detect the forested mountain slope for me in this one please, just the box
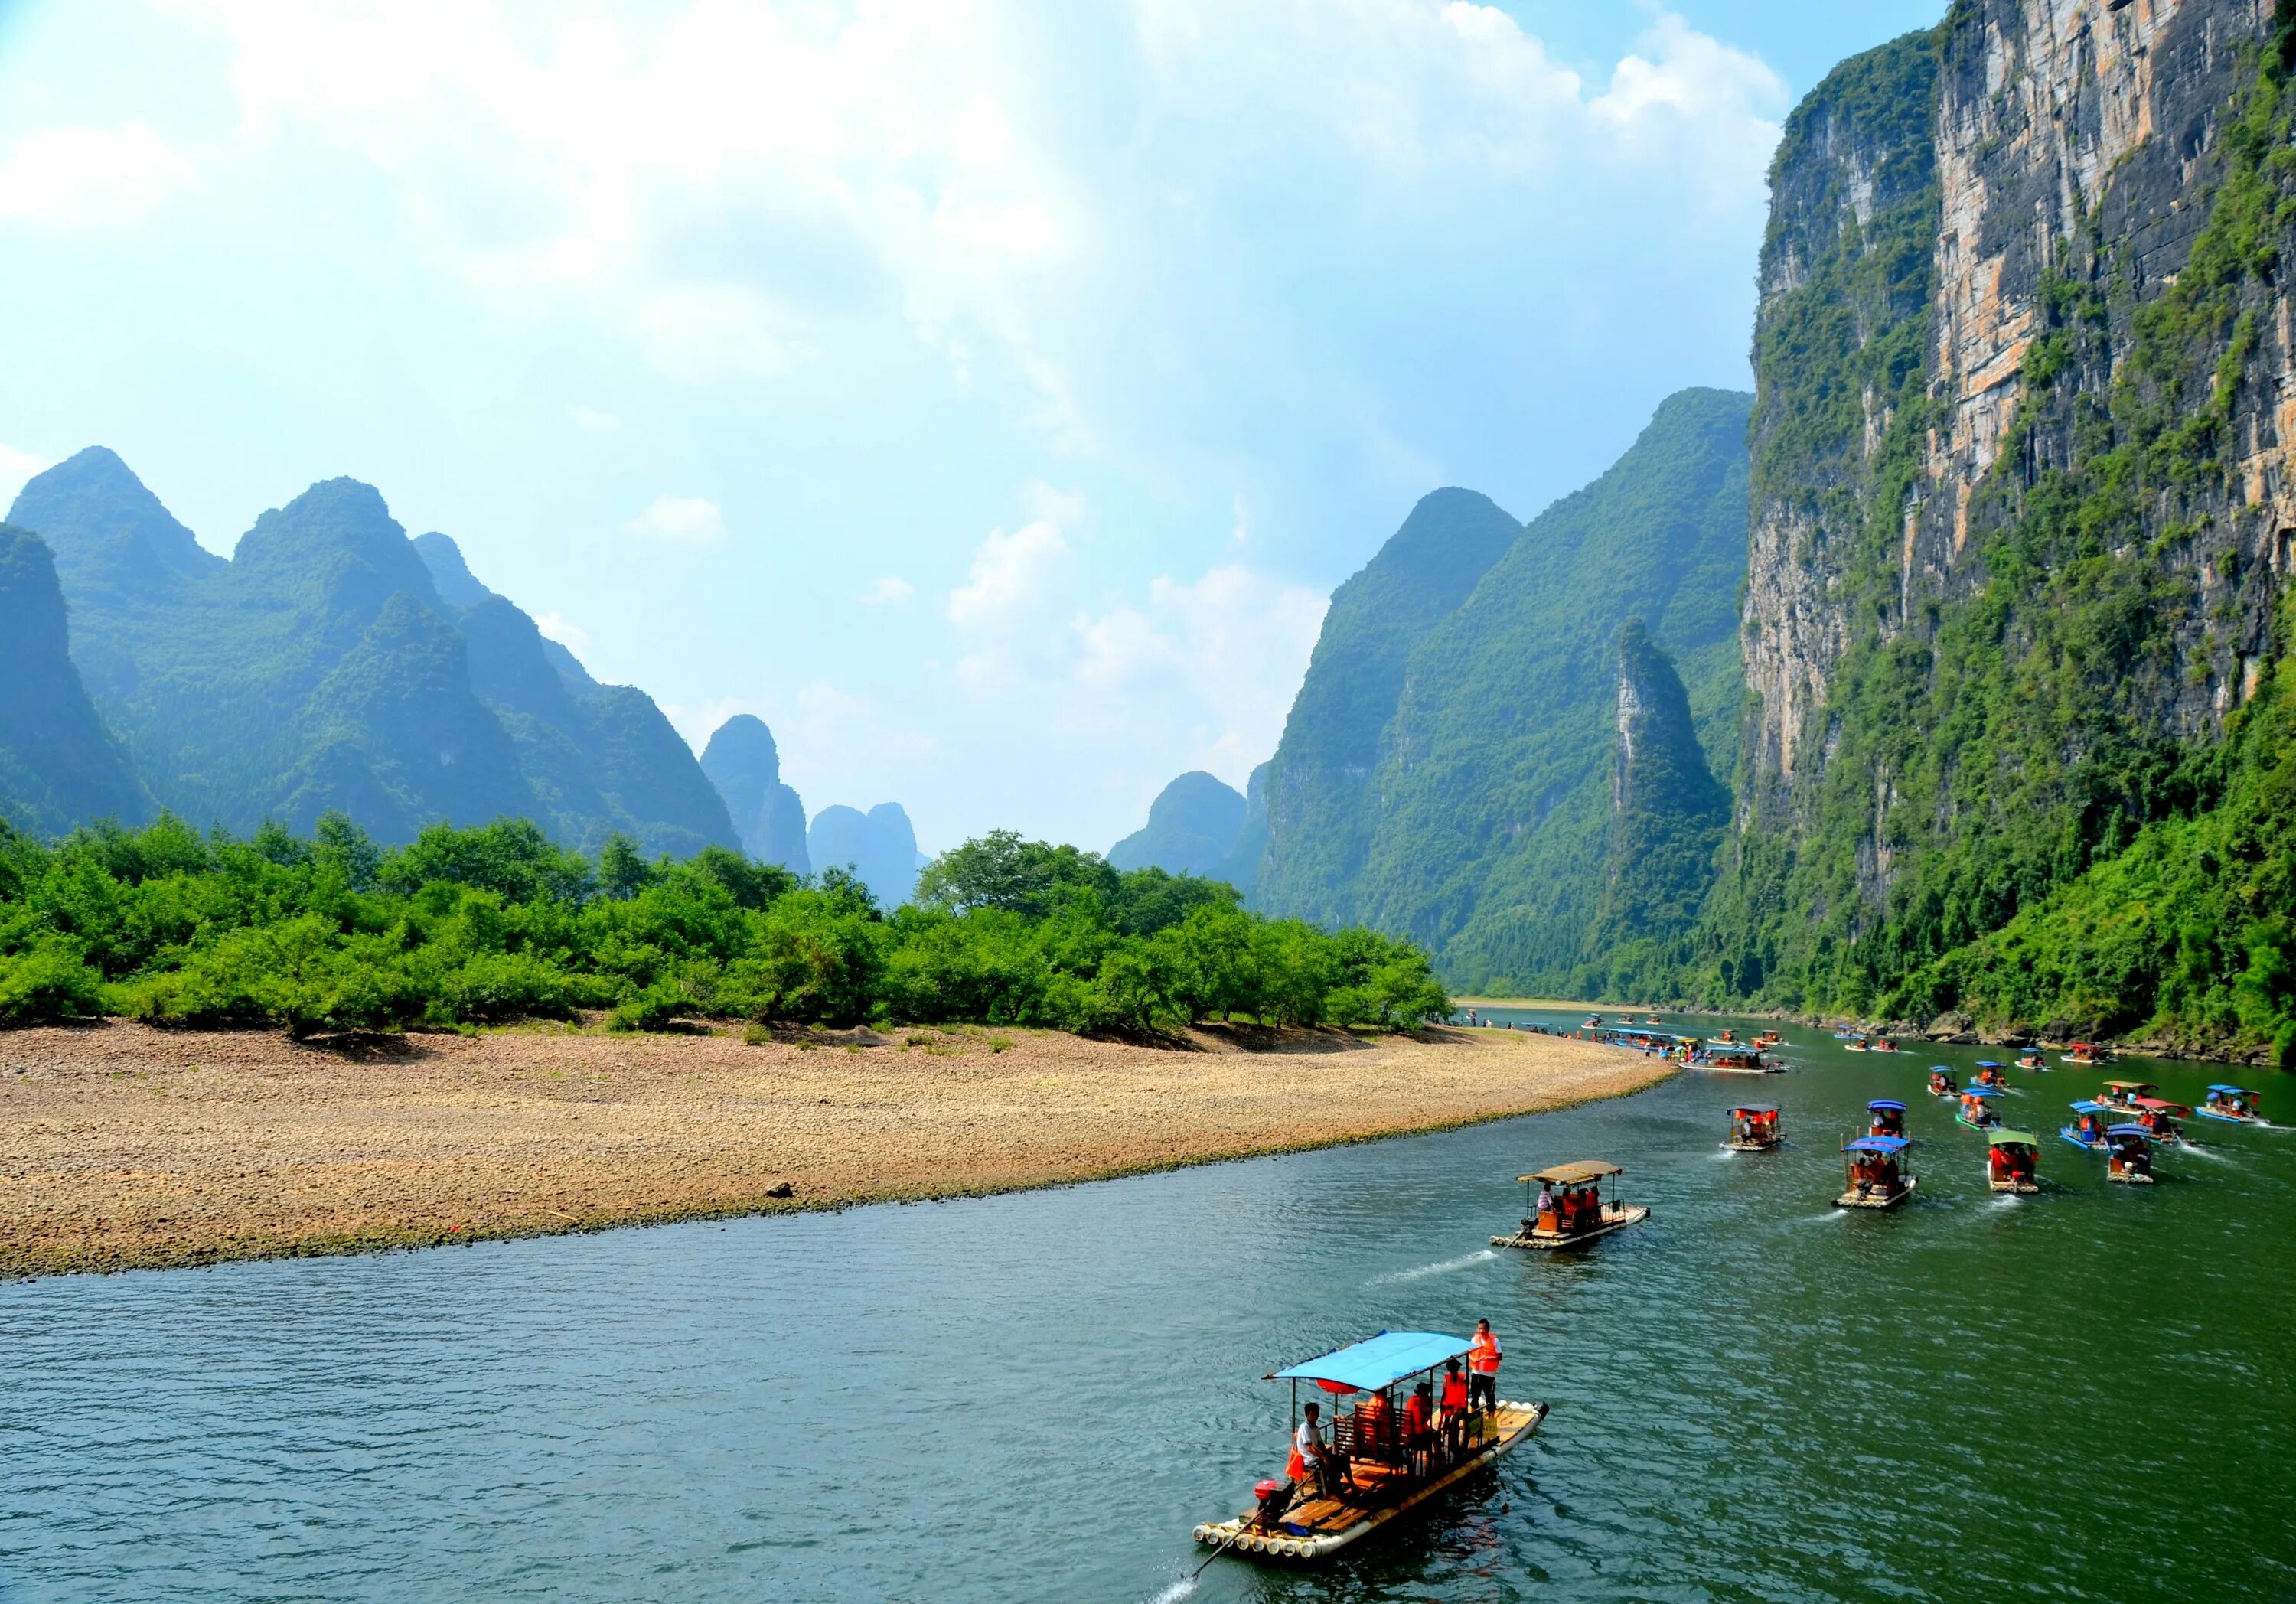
[0,523,150,836]
[8,450,735,855]
[1250,389,1750,996]
[1690,0,2296,1063]
[1109,771,1247,879]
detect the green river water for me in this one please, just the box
[1,1009,2290,1602]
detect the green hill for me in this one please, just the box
[1251,389,1750,993]
[0,523,151,836]
[1109,771,1247,879]
[7,450,735,855]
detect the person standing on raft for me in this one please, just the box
[1467,1319,1502,1413]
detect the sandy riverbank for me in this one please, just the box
[0,1019,1669,1277]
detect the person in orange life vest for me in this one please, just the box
[1402,1381,1435,1475]
[1439,1357,1469,1451]
[1288,1401,1329,1495]
[1467,1319,1502,1413]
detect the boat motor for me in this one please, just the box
[1252,1478,1292,1528]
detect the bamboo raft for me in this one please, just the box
[1491,1204,1651,1248]
[1192,1401,1548,1561]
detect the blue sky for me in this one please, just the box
[0,0,1939,852]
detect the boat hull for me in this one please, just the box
[1491,1205,1652,1249]
[1192,1401,1548,1563]
[1723,1138,1781,1152]
[1954,1115,2002,1131]
[2108,1169,2155,1185]
[2194,1109,2260,1126]
[1834,1176,1917,1210]
[1988,1177,2040,1194]
[2059,1130,2108,1152]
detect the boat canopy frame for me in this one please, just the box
[1269,1330,1473,1394]
[1521,1159,1623,1188]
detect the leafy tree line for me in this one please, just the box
[0,817,1450,1038]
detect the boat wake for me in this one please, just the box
[2179,1143,2237,1165]
[1147,1578,1199,1604]
[1375,1248,1498,1283]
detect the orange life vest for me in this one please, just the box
[1468,1331,1501,1374]
[1442,1373,1467,1410]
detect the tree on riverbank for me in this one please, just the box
[0,815,1449,1038]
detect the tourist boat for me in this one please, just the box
[1751,1031,1780,1048]
[1971,1062,2007,1089]
[2060,1102,2112,1152]
[1192,1330,1548,1563]
[1833,1029,1866,1042]
[2096,1080,2157,1113]
[1927,1066,1959,1097]
[2197,1085,2264,1125]
[2127,1096,2190,1146]
[1583,1015,1603,1029]
[1867,1099,1908,1139]
[1696,1042,1776,1074]
[2015,1049,2047,1072]
[1836,1135,1916,1209]
[1987,1130,2040,1193]
[1724,1104,1781,1152]
[2105,1125,2156,1185]
[1869,1038,1900,1054]
[1644,1015,1662,1025]
[1955,1088,2004,1130]
[2063,1042,2117,1066]
[1492,1161,1650,1249]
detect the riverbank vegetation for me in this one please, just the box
[0,818,1449,1038]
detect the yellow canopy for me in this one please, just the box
[1520,1159,1623,1186]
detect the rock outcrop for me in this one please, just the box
[809,801,918,908]
[700,714,811,872]
[0,523,152,835]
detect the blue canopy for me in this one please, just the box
[2206,1084,2257,1095]
[1929,1064,1952,1071]
[2107,1124,2152,1139]
[1975,1061,2005,1068]
[2069,1100,2107,1113]
[1868,1099,1906,1112]
[1962,1087,2001,1098]
[1844,1135,1909,1154]
[1271,1331,1473,1392]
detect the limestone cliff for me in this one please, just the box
[1710,0,2296,1044]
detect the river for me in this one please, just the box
[2,1011,2290,1602]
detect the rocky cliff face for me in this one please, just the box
[1593,621,1728,964]
[700,714,810,872]
[1712,0,2296,1038]
[0,523,151,835]
[1108,770,1247,879]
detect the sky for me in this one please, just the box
[0,0,1942,853]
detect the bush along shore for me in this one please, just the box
[0,818,1450,1038]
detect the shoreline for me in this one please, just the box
[0,1019,1672,1280]
[1453,996,2281,1069]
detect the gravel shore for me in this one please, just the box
[0,1019,1669,1276]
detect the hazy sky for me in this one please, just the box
[0,0,1939,853]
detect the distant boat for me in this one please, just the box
[1928,1066,1959,1098]
[1987,1130,2041,1194]
[2196,1084,2264,1126]
[2127,1097,2190,1146]
[2060,1102,2112,1152]
[2063,1042,2117,1066]
[2016,1049,2047,1072]
[2105,1125,2156,1185]
[1836,1136,1916,1210]
[1867,1099,1908,1139]
[1955,1088,2004,1130]
[1492,1161,1650,1249]
[1724,1104,1782,1152]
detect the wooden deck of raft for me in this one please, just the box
[1194,1401,1547,1561]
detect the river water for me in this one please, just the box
[2,1012,2291,1602]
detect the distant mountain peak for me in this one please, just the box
[8,446,222,592]
[411,531,496,610]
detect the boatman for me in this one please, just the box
[1289,1402,1329,1497]
[1467,1319,1502,1413]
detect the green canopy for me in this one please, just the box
[1990,1130,2040,1147]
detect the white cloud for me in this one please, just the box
[947,483,1081,694]
[532,611,591,652]
[624,493,724,543]
[570,406,619,432]
[859,575,915,606]
[0,444,51,509]
[0,124,194,230]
